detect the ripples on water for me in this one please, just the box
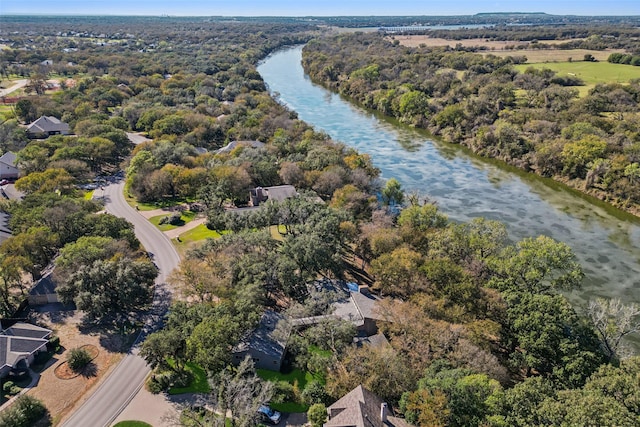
[258,46,640,333]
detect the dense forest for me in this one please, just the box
[301,32,640,214]
[0,16,639,426]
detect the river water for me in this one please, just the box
[257,46,640,316]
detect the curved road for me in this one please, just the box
[62,181,180,427]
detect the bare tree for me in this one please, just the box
[587,298,640,361]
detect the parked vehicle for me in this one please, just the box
[258,405,281,425]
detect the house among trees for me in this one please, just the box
[0,152,19,180]
[26,116,71,139]
[249,185,297,206]
[325,385,412,427]
[29,272,60,306]
[0,322,52,378]
[232,310,288,371]
[294,280,385,337]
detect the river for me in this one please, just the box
[257,46,640,322]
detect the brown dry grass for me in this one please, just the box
[26,310,126,426]
[390,35,624,63]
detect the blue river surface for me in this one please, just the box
[257,45,640,322]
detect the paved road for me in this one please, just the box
[61,180,180,427]
[0,79,27,97]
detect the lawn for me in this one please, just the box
[168,361,210,395]
[149,210,196,231]
[176,223,225,243]
[256,367,324,412]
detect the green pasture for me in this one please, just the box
[515,61,640,96]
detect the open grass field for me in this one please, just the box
[514,61,640,97]
[514,61,640,85]
[392,35,624,64]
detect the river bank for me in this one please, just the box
[258,46,640,329]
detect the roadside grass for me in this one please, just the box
[149,210,197,231]
[168,361,210,395]
[113,422,153,427]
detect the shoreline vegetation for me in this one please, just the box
[301,31,640,218]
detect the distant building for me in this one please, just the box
[249,185,297,207]
[26,116,71,139]
[232,310,288,371]
[325,385,413,427]
[0,322,52,378]
[0,152,19,179]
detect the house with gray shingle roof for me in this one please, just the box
[26,116,70,139]
[232,310,289,371]
[325,385,413,427]
[0,322,51,377]
[0,151,19,179]
[29,271,60,306]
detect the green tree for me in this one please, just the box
[381,177,404,206]
[307,403,328,427]
[487,235,584,294]
[57,257,157,321]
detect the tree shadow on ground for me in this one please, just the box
[81,362,98,378]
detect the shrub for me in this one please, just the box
[0,395,48,427]
[272,380,296,404]
[48,336,61,351]
[301,381,330,406]
[3,380,17,395]
[307,403,327,427]
[168,213,182,225]
[68,347,92,372]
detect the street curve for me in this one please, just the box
[61,180,180,427]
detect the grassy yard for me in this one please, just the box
[149,210,197,231]
[168,361,210,395]
[175,223,225,243]
[257,367,324,413]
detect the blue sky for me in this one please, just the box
[1,0,638,16]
